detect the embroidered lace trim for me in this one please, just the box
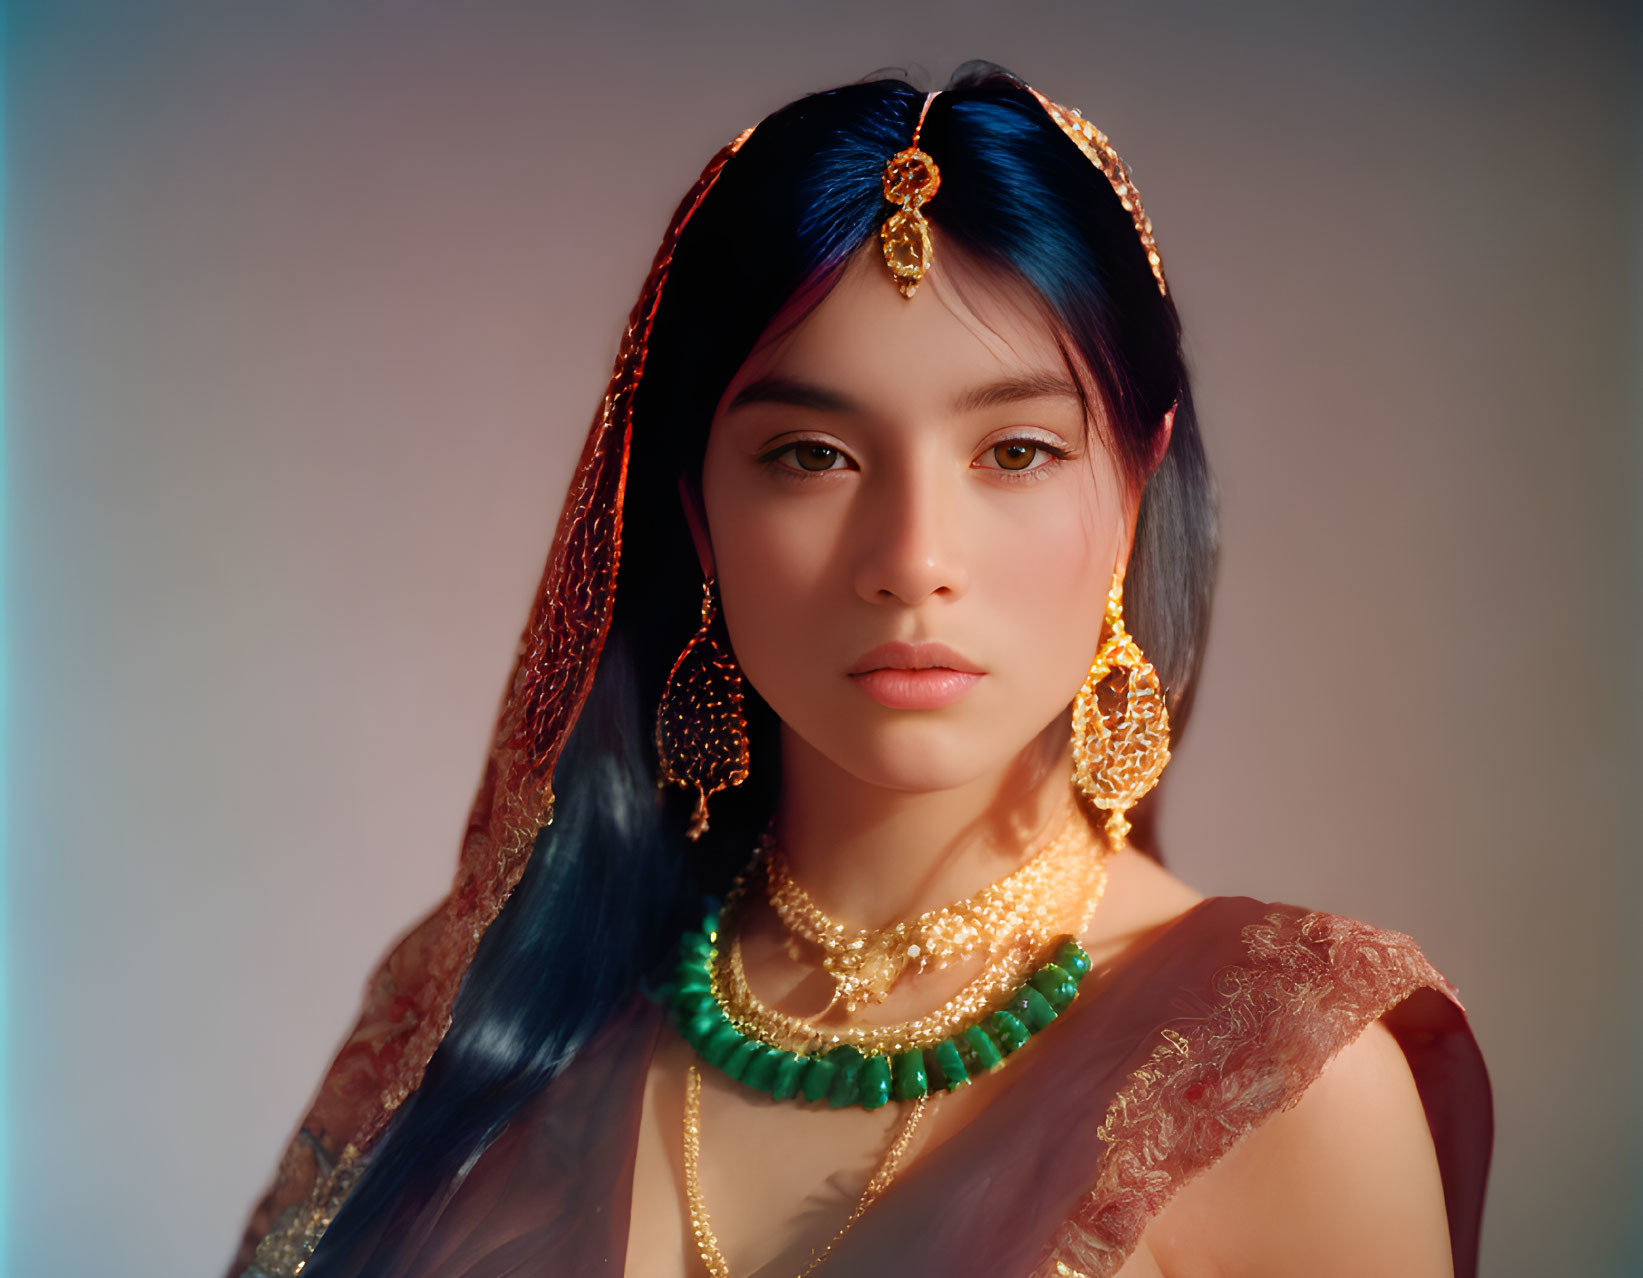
[1032,906,1460,1278]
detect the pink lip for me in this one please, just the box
[847,641,983,676]
[850,668,983,709]
[846,640,985,709]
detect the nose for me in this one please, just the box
[851,453,970,607]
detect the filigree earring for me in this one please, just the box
[655,575,751,840]
[1071,567,1172,851]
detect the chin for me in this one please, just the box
[796,714,1038,794]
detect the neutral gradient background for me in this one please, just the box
[7,3,1640,1276]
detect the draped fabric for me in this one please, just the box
[226,128,755,1278]
[226,77,1495,1277]
[322,896,1493,1277]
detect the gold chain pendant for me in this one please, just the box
[683,1064,929,1278]
[719,929,1047,1057]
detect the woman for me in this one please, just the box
[230,63,1493,1277]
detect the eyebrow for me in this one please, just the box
[952,370,1084,413]
[727,375,856,414]
[726,371,1084,416]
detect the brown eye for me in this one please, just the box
[794,444,842,472]
[993,441,1039,471]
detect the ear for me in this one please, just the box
[677,473,716,579]
[1148,401,1176,475]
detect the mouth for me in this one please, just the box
[846,640,984,676]
[846,640,985,709]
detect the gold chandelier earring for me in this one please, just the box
[1071,567,1172,851]
[655,575,751,841]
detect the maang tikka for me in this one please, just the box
[1071,566,1172,850]
[879,92,942,298]
[655,575,751,840]
[878,84,1172,301]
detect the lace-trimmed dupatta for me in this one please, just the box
[228,125,756,1278]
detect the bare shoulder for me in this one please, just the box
[1144,1016,1453,1278]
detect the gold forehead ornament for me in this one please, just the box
[879,92,943,299]
[879,84,1169,300]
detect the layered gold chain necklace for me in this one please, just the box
[678,797,1110,1275]
[764,796,1095,1014]
[717,801,1109,1057]
[718,929,1048,1056]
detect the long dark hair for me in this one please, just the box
[302,60,1217,1275]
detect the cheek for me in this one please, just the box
[721,502,834,595]
[702,481,842,689]
[981,503,1106,595]
[971,476,1120,664]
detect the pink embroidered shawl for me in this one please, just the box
[316,895,1493,1277]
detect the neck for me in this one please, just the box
[770,715,1088,928]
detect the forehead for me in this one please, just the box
[715,240,1084,421]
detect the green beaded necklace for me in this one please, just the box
[667,897,1093,1112]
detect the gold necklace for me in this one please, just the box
[765,797,1094,1012]
[719,914,1060,1056]
[715,840,1111,1056]
[683,1064,930,1278]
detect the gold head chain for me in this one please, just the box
[879,85,1169,299]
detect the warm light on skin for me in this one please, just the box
[684,238,1148,923]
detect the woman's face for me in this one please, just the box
[695,242,1135,794]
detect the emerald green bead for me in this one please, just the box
[742,1046,781,1093]
[1054,940,1091,980]
[989,1009,1031,1053]
[683,1010,725,1048]
[674,989,717,1021]
[772,1052,807,1101]
[858,1054,893,1110]
[801,1057,836,1103]
[678,932,712,962]
[721,1039,759,1082]
[1016,986,1059,1033]
[827,1072,860,1109]
[933,1039,970,1090]
[827,1046,864,1109]
[891,1049,928,1101]
[963,1023,1004,1071]
[1030,963,1078,1009]
[700,1023,744,1068]
[673,963,712,994]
